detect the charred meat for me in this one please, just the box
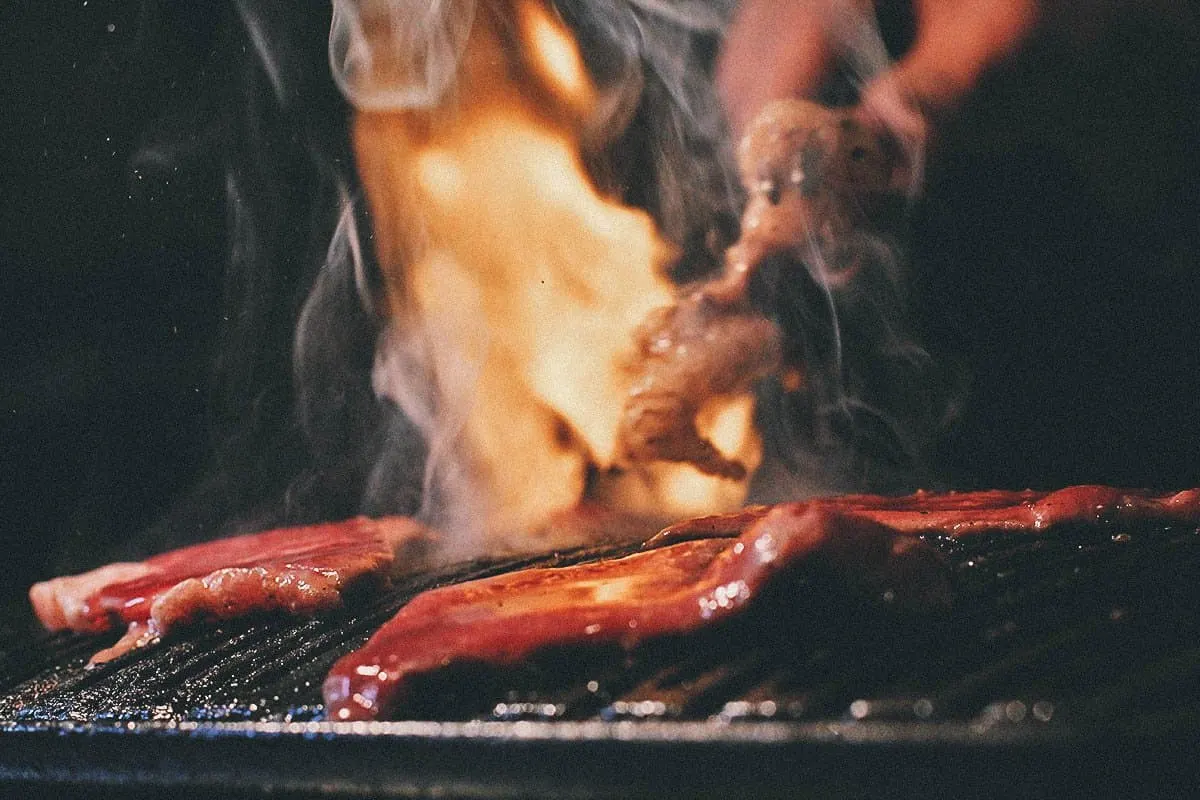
[711,97,898,302]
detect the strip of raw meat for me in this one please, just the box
[324,485,1200,721]
[650,486,1200,544]
[323,502,950,721]
[30,516,429,662]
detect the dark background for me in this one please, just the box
[2,1,1198,598]
[1,2,229,592]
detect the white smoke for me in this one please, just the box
[329,0,478,111]
[324,0,747,546]
[321,0,947,527]
[826,0,924,195]
[371,309,490,559]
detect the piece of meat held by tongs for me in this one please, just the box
[714,98,901,301]
[616,99,899,479]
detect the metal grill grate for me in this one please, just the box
[1,521,1199,797]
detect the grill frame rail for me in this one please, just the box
[1,717,1198,799]
[1,519,1199,797]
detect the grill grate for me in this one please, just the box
[1,521,1199,796]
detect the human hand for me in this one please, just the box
[717,0,1039,152]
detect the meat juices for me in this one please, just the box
[324,485,1200,721]
[30,516,429,663]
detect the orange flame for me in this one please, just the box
[355,0,760,539]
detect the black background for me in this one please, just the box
[2,1,1199,597]
[2,2,232,593]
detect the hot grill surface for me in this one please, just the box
[1,519,1199,797]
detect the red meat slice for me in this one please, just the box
[323,485,1200,721]
[30,516,428,663]
[652,486,1200,544]
[323,502,950,721]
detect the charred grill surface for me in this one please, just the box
[1,522,1200,797]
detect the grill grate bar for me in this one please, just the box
[0,521,1197,737]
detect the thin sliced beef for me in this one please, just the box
[617,292,783,480]
[615,99,897,478]
[30,516,429,662]
[323,501,950,721]
[324,485,1200,721]
[652,486,1200,544]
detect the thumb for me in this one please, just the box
[716,0,838,138]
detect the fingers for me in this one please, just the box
[856,0,1038,191]
[716,0,838,137]
[855,71,931,193]
[717,0,1039,194]
[863,0,1039,127]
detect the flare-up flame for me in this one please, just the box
[353,0,760,541]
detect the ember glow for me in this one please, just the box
[351,0,760,544]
